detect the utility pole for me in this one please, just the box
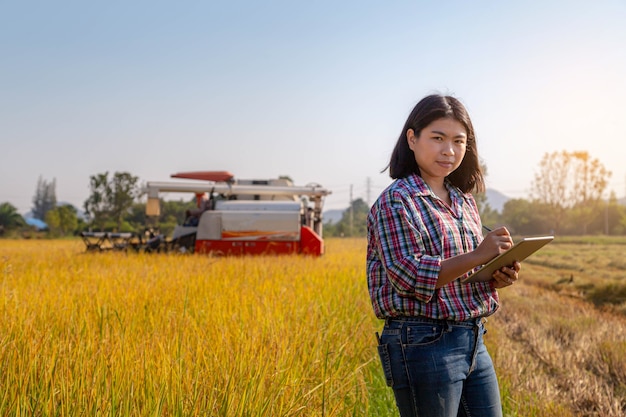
[349,184,354,237]
[605,198,609,235]
[366,177,372,206]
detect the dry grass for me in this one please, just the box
[524,238,626,314]
[489,281,626,416]
[488,236,626,416]
[0,237,624,416]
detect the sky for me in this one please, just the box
[2,0,626,215]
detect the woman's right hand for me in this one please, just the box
[476,226,513,264]
[438,226,514,288]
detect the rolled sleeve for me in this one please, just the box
[375,196,441,302]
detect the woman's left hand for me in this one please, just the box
[492,261,521,288]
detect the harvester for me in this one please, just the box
[140,170,332,255]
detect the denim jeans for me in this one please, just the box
[376,317,502,417]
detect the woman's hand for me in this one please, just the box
[439,226,517,289]
[492,261,521,288]
[476,226,514,263]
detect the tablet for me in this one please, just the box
[461,236,554,283]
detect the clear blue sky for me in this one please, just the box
[2,1,625,214]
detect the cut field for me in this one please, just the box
[0,237,624,416]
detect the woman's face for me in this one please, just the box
[407,117,467,187]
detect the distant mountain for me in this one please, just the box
[323,209,344,224]
[486,188,510,213]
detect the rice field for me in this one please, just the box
[0,238,624,416]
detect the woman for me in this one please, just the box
[367,94,519,417]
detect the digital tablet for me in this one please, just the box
[461,236,554,283]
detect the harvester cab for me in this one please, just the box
[144,171,332,255]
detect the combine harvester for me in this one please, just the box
[142,170,332,256]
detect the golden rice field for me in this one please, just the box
[0,238,625,416]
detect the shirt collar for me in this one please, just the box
[404,173,462,198]
[404,173,466,213]
[404,173,431,196]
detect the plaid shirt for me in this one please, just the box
[367,173,500,321]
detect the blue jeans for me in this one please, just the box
[376,317,502,417]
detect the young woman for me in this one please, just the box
[367,94,520,417]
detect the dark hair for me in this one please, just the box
[387,94,484,194]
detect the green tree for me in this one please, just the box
[32,176,57,220]
[620,209,626,235]
[84,172,110,230]
[84,171,140,231]
[583,193,626,235]
[604,192,626,235]
[161,198,196,223]
[501,198,551,235]
[324,198,369,237]
[110,172,140,230]
[125,198,196,236]
[0,202,26,234]
[45,204,78,236]
[474,164,501,229]
[126,202,147,230]
[531,150,611,234]
[474,191,501,229]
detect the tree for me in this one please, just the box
[474,163,501,228]
[84,171,140,231]
[109,172,140,230]
[324,198,369,237]
[620,208,626,235]
[0,202,26,234]
[531,151,611,234]
[474,191,501,229]
[45,204,78,236]
[32,176,57,220]
[501,198,551,235]
[84,173,110,230]
[584,192,626,235]
[605,192,626,235]
[125,198,196,236]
